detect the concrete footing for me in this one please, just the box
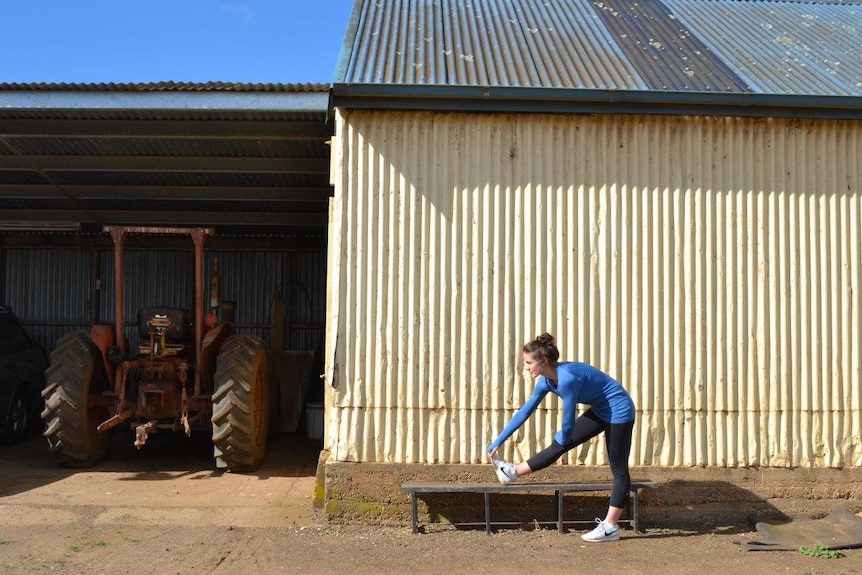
[317,453,862,531]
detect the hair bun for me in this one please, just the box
[536,332,555,345]
[523,332,560,365]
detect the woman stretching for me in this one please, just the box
[488,333,636,542]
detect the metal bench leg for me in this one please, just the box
[411,491,418,534]
[632,489,640,534]
[484,492,491,534]
[556,490,564,532]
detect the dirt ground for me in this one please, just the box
[2,431,861,575]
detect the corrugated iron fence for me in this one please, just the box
[326,109,861,468]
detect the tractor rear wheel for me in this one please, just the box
[41,331,113,467]
[211,334,269,471]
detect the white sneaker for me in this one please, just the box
[491,457,517,485]
[581,519,620,542]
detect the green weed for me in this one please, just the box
[798,543,845,559]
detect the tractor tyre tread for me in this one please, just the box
[41,331,113,467]
[211,334,269,472]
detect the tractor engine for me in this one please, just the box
[136,356,187,421]
[98,308,197,448]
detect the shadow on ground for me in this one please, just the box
[417,480,790,535]
[0,429,322,497]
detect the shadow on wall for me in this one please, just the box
[417,481,791,534]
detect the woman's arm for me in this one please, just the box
[556,390,578,445]
[487,381,548,452]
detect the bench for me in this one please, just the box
[401,481,657,535]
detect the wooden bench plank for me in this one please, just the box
[402,481,657,534]
[403,481,656,493]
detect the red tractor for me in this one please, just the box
[41,226,269,471]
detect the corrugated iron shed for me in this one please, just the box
[332,0,862,116]
[0,82,333,241]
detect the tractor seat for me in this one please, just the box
[137,307,192,343]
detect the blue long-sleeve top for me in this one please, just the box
[488,361,635,452]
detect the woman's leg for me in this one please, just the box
[580,418,635,541]
[514,410,605,478]
[602,419,634,526]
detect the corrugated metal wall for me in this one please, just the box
[327,109,862,468]
[285,252,328,354]
[2,248,95,353]
[2,246,326,371]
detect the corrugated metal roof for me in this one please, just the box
[0,82,329,92]
[338,0,642,88]
[666,0,862,95]
[0,83,335,239]
[333,0,862,114]
[0,108,328,123]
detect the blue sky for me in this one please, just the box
[0,1,354,84]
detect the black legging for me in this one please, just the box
[526,408,634,509]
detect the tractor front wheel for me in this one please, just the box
[211,334,269,471]
[41,331,113,467]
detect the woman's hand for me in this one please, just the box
[488,447,498,462]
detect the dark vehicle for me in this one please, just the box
[0,305,48,444]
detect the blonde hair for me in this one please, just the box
[523,332,560,364]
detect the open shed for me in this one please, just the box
[0,81,333,434]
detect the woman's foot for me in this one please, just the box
[581,519,620,542]
[491,457,517,485]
